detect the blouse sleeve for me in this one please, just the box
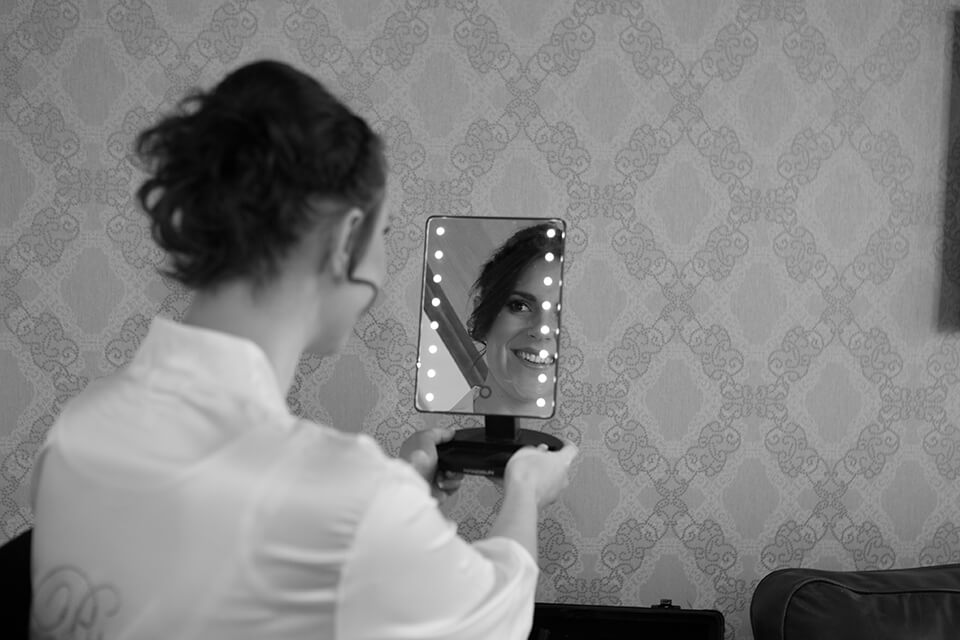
[336,462,539,640]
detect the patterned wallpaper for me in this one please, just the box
[3,0,960,637]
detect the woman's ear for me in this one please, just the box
[329,207,364,279]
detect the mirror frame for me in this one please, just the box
[413,215,566,419]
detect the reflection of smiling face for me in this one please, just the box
[481,256,561,413]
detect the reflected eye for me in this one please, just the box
[505,298,532,313]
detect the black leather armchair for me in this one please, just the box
[0,528,32,640]
[750,564,960,640]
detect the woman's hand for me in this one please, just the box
[399,426,464,502]
[503,441,578,508]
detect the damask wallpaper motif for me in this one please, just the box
[3,0,960,637]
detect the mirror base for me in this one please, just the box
[436,426,563,478]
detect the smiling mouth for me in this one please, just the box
[513,349,555,366]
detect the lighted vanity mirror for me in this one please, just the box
[415,216,565,419]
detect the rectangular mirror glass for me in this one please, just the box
[415,216,566,419]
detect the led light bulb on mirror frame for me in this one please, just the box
[542,301,551,311]
[546,229,556,238]
[434,250,443,260]
[543,277,553,286]
[536,398,546,408]
[538,373,548,383]
[427,369,436,378]
[540,325,550,335]
[428,344,438,354]
[545,252,555,262]
[538,349,549,359]
[436,226,445,236]
[433,273,442,283]
[431,297,440,307]
[425,392,434,402]
[430,320,439,330]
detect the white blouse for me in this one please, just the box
[31,317,538,639]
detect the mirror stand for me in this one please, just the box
[436,416,563,477]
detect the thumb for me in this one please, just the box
[558,441,579,464]
[409,449,432,475]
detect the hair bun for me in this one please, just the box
[135,60,385,290]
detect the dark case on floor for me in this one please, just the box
[528,601,725,639]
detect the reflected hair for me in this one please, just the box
[467,222,563,343]
[135,59,386,290]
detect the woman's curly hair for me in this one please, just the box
[135,59,386,289]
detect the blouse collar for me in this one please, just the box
[131,316,289,417]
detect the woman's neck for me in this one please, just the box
[182,280,313,394]
[473,376,540,416]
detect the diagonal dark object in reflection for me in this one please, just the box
[423,263,487,387]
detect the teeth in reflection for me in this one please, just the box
[516,350,554,365]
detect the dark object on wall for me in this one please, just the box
[940,10,960,330]
[528,601,724,639]
[750,564,960,640]
[0,528,32,640]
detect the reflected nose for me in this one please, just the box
[528,307,559,341]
